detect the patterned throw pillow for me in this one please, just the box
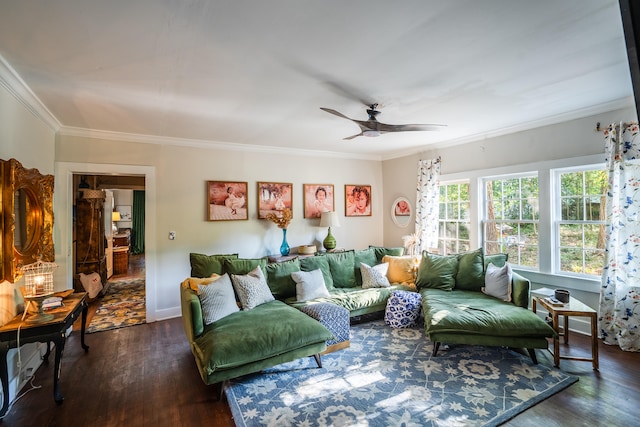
[291,269,331,302]
[384,290,422,328]
[198,273,239,325]
[482,262,512,302]
[231,266,274,310]
[360,262,391,289]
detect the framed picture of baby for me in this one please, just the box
[303,184,334,218]
[257,181,293,219]
[345,184,372,217]
[207,181,248,221]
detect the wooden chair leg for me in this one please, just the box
[313,354,322,368]
[433,342,441,356]
[218,380,229,401]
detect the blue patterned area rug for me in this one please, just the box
[225,320,577,427]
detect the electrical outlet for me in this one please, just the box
[169,231,176,240]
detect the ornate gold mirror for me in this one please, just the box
[1,158,54,283]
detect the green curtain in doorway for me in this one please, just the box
[132,190,145,254]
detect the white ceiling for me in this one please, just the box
[0,0,634,159]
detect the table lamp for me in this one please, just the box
[112,211,121,234]
[320,211,340,251]
[21,260,57,323]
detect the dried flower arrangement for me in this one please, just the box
[265,208,292,229]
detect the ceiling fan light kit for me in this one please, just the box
[320,104,446,140]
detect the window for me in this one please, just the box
[438,182,470,254]
[483,174,539,268]
[555,167,607,277]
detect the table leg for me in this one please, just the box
[590,312,599,370]
[43,341,51,363]
[0,342,9,417]
[564,314,569,344]
[53,332,67,405]
[552,312,560,368]
[80,302,89,352]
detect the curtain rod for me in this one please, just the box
[594,121,638,132]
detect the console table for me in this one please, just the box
[0,292,89,416]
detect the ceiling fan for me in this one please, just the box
[320,104,446,140]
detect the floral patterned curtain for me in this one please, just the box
[415,158,441,253]
[599,122,640,352]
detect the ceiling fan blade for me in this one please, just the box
[378,123,447,133]
[343,132,364,140]
[320,107,354,121]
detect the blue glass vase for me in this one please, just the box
[280,228,290,256]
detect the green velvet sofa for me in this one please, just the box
[416,249,555,363]
[180,283,333,386]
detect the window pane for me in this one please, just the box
[560,248,583,273]
[585,196,604,221]
[520,245,538,268]
[560,224,581,247]
[561,172,583,196]
[585,170,607,195]
[447,202,459,220]
[585,250,605,276]
[561,197,583,220]
[459,224,470,240]
[503,200,520,220]
[584,224,605,249]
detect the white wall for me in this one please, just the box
[0,80,57,405]
[54,135,384,320]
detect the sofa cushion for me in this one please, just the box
[455,248,484,291]
[291,269,331,301]
[421,288,554,338]
[193,300,333,372]
[300,256,334,290]
[360,262,391,289]
[323,250,357,288]
[484,253,508,270]
[230,266,274,310]
[370,245,404,263]
[264,257,300,299]
[190,253,238,278]
[198,273,239,324]
[224,257,267,276]
[182,275,221,293]
[382,255,419,284]
[482,262,513,301]
[416,252,458,291]
[354,248,377,286]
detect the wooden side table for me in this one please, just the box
[533,295,598,370]
[0,292,89,416]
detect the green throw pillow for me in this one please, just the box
[189,253,238,278]
[369,246,404,263]
[455,248,484,291]
[264,258,300,299]
[416,251,458,291]
[354,248,377,286]
[323,250,357,288]
[300,256,334,290]
[223,258,267,276]
[484,253,509,270]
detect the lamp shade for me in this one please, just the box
[320,211,340,228]
[112,211,122,221]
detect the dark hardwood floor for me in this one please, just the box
[2,280,638,426]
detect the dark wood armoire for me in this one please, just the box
[74,195,107,291]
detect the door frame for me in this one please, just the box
[55,162,157,322]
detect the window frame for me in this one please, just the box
[437,180,471,255]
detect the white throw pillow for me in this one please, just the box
[79,272,103,299]
[482,262,512,301]
[231,266,274,310]
[360,262,391,289]
[291,269,331,302]
[198,273,239,324]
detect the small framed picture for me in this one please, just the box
[257,182,293,219]
[303,184,334,218]
[115,205,132,221]
[345,184,372,217]
[207,181,248,221]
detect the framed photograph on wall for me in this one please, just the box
[257,182,293,219]
[303,184,334,218]
[345,184,372,217]
[207,181,248,221]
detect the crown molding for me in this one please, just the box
[380,96,636,161]
[57,126,382,161]
[0,54,61,132]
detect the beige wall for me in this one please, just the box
[55,135,384,318]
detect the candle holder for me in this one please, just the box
[21,260,57,323]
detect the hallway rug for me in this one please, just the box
[86,278,146,333]
[226,320,577,427]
